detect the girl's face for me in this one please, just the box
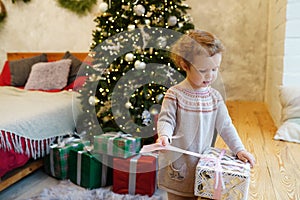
[183,53,222,89]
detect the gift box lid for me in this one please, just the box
[197,148,251,177]
[113,154,157,173]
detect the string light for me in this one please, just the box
[81,0,194,138]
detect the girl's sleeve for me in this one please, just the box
[157,89,177,142]
[216,100,245,155]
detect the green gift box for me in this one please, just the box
[44,140,84,179]
[94,132,141,158]
[69,149,113,189]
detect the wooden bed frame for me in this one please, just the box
[0,52,89,192]
[6,52,90,61]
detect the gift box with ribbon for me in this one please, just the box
[112,153,158,197]
[94,132,141,158]
[194,147,251,200]
[68,149,113,189]
[44,138,84,179]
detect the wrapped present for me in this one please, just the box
[69,149,113,189]
[113,153,158,197]
[44,139,84,179]
[194,147,251,200]
[94,132,141,158]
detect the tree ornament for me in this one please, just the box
[167,16,178,26]
[149,4,156,11]
[98,2,108,13]
[145,89,152,99]
[128,24,136,31]
[88,96,99,106]
[122,5,130,11]
[157,36,167,48]
[134,60,146,70]
[125,53,134,62]
[146,11,153,18]
[133,4,145,16]
[102,31,108,37]
[142,110,151,126]
[125,102,132,109]
[103,116,110,122]
[144,19,151,26]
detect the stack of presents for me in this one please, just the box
[44,132,251,199]
[44,132,157,197]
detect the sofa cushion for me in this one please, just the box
[9,53,48,86]
[279,86,300,121]
[24,59,72,90]
[274,86,300,143]
[62,51,83,85]
[0,61,11,86]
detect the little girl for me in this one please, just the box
[156,29,255,200]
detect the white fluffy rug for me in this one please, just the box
[25,180,164,200]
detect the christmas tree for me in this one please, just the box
[78,0,194,144]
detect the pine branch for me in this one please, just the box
[57,0,97,15]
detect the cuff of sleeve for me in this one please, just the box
[233,147,246,156]
[159,134,172,144]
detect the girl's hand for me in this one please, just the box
[156,135,170,146]
[237,150,256,168]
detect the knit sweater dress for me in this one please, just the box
[157,79,245,197]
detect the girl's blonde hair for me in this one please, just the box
[171,29,224,69]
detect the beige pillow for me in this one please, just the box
[275,120,300,143]
[24,59,72,90]
[279,86,300,122]
[274,86,300,143]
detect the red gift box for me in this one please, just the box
[113,154,157,197]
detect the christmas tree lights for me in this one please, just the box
[78,0,194,144]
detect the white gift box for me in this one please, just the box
[194,147,251,200]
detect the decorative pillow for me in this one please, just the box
[279,86,300,121]
[64,76,87,91]
[24,59,72,90]
[275,119,300,143]
[274,86,300,143]
[62,51,83,85]
[0,61,11,86]
[9,53,48,86]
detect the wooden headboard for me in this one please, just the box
[7,52,92,61]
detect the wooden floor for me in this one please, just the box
[215,101,300,200]
[0,101,299,200]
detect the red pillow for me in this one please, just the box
[0,148,29,177]
[0,61,11,86]
[25,88,62,92]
